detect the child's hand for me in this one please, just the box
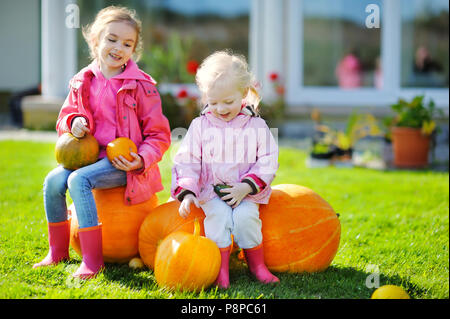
[220,183,253,208]
[179,194,200,219]
[111,152,143,172]
[71,117,90,138]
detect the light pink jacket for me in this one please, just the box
[171,107,279,204]
[56,59,171,205]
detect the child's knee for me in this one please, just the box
[233,211,261,231]
[232,202,262,243]
[67,171,91,192]
[204,206,233,239]
[202,199,233,247]
[233,202,260,225]
[44,169,68,195]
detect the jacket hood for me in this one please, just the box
[72,59,157,85]
[201,104,257,128]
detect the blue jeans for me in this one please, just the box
[43,157,127,228]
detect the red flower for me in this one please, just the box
[275,85,285,96]
[186,60,200,75]
[177,89,188,99]
[269,72,279,82]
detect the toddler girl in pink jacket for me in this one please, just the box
[33,6,171,279]
[171,50,279,288]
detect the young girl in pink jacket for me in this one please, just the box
[33,6,171,279]
[171,51,279,288]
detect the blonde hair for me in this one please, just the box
[195,50,261,112]
[82,6,143,62]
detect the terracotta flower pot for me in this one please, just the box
[392,127,430,168]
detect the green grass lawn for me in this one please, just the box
[0,140,448,299]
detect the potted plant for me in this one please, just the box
[334,113,382,163]
[388,95,443,168]
[311,122,336,154]
[308,110,383,167]
[309,109,336,164]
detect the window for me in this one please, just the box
[401,0,449,88]
[77,0,250,83]
[286,0,449,107]
[303,0,382,89]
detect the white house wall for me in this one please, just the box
[0,0,40,92]
[250,0,286,103]
[41,0,77,98]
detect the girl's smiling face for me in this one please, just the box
[96,21,136,76]
[206,79,246,122]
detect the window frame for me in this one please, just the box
[285,0,449,108]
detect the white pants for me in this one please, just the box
[200,197,262,249]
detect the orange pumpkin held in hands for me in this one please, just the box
[138,200,206,269]
[106,137,137,162]
[69,186,158,263]
[154,218,221,292]
[55,133,99,170]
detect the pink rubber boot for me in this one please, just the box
[33,220,70,268]
[72,225,104,279]
[214,246,231,289]
[244,244,279,284]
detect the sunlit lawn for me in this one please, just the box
[0,140,448,299]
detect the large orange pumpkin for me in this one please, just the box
[106,137,137,162]
[55,133,99,170]
[154,219,221,292]
[138,200,205,269]
[260,184,340,273]
[69,186,158,263]
[139,184,340,273]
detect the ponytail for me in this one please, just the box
[243,85,261,114]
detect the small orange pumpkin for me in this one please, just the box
[55,133,99,170]
[69,186,158,263]
[138,200,205,269]
[106,137,137,162]
[154,219,221,292]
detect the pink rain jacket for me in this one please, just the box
[335,54,362,88]
[56,59,171,205]
[171,107,279,205]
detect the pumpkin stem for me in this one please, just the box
[193,218,200,236]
